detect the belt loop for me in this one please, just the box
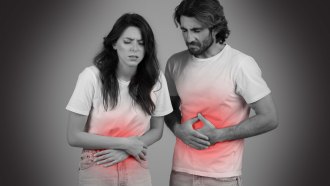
[237,176,242,186]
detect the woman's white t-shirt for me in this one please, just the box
[66,66,173,137]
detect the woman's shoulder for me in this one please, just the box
[157,71,166,82]
[78,65,100,84]
[80,65,99,77]
[153,71,166,91]
[84,65,99,74]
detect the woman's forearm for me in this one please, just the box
[139,116,164,146]
[139,128,162,146]
[68,131,128,150]
[67,112,129,150]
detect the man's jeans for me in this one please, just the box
[170,170,242,186]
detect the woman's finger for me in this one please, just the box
[133,154,142,163]
[104,159,119,167]
[142,149,147,156]
[94,149,113,157]
[94,155,108,162]
[97,157,115,165]
[139,152,146,161]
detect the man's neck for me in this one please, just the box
[196,43,226,59]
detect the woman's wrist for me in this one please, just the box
[114,137,129,150]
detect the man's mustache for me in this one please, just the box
[186,42,201,47]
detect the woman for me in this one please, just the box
[66,13,172,186]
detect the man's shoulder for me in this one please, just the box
[224,45,255,68]
[226,45,252,60]
[168,50,190,63]
[224,45,262,75]
[165,50,190,76]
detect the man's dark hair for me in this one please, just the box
[174,0,230,44]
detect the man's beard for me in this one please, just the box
[186,35,214,56]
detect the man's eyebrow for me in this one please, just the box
[192,26,205,29]
[180,26,204,30]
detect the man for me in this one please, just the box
[164,0,279,185]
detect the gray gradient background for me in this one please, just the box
[1,0,329,185]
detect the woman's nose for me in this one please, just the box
[130,42,139,52]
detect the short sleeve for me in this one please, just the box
[235,56,271,104]
[66,68,96,115]
[152,72,173,116]
[165,57,179,96]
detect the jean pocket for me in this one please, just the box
[138,160,149,169]
[79,178,114,186]
[79,151,96,170]
[214,176,241,186]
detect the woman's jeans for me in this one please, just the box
[78,150,152,186]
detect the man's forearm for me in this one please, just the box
[164,112,181,133]
[215,113,278,142]
[164,96,182,133]
[213,94,278,143]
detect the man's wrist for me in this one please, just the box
[215,127,232,142]
[172,123,181,137]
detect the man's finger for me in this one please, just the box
[198,113,215,128]
[187,141,209,150]
[190,136,211,146]
[187,117,199,125]
[192,131,209,140]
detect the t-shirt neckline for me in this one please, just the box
[191,44,229,63]
[118,78,130,85]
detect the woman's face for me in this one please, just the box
[113,26,145,68]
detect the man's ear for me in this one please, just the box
[211,28,218,40]
[113,43,117,50]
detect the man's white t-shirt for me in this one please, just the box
[66,66,173,137]
[165,44,271,178]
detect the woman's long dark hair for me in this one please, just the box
[93,13,159,115]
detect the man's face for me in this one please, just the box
[180,16,214,56]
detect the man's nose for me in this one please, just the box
[186,32,195,43]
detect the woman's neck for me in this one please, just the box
[116,63,137,82]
